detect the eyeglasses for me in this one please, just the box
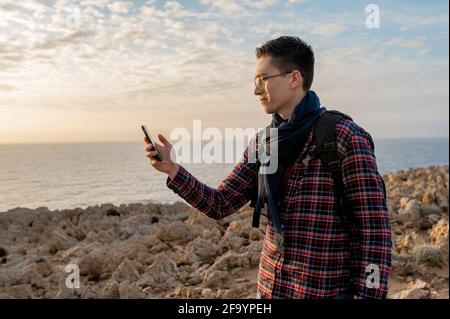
[254,70,294,89]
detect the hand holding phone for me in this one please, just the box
[141,125,162,161]
[142,126,180,178]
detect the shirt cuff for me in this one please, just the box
[166,165,191,196]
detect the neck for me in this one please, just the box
[277,91,307,120]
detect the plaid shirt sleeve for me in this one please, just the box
[166,138,258,220]
[338,121,392,299]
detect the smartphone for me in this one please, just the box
[141,125,162,161]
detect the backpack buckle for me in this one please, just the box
[328,160,340,172]
[302,154,312,166]
[324,142,336,152]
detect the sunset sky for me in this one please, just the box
[0,0,448,144]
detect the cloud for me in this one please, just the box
[140,5,157,16]
[311,23,347,37]
[248,0,278,10]
[200,0,277,13]
[79,0,110,9]
[33,30,95,50]
[200,0,242,13]
[0,0,49,14]
[0,0,447,142]
[416,49,430,56]
[0,41,26,71]
[164,1,189,17]
[385,10,449,32]
[287,0,307,4]
[386,38,425,49]
[107,1,132,14]
[82,6,105,19]
[16,0,49,13]
[0,84,17,92]
[0,2,34,26]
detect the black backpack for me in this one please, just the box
[250,110,387,225]
[310,111,387,220]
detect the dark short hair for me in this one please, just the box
[255,36,314,91]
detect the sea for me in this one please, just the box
[0,138,448,212]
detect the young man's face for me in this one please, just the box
[253,55,295,115]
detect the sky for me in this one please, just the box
[0,0,448,144]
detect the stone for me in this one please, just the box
[210,251,252,271]
[203,270,231,289]
[118,280,145,299]
[0,171,448,299]
[249,229,263,241]
[79,247,124,281]
[201,227,222,243]
[391,280,432,299]
[106,209,120,217]
[430,219,449,247]
[55,279,87,299]
[411,245,442,267]
[201,288,215,299]
[102,280,120,299]
[111,258,140,283]
[3,284,34,299]
[398,200,421,223]
[45,230,77,255]
[33,256,45,263]
[137,256,179,293]
[119,226,135,240]
[178,238,219,265]
[419,204,442,217]
[34,260,54,278]
[156,221,195,243]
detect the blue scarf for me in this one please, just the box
[252,91,326,237]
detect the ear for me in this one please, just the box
[291,69,303,89]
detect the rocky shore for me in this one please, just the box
[0,165,448,299]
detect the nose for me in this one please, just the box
[254,85,263,96]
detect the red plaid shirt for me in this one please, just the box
[166,119,392,299]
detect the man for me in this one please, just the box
[144,36,392,299]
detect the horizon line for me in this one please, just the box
[0,136,449,146]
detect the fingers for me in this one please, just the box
[158,134,171,147]
[149,157,158,166]
[146,151,158,158]
[149,156,163,167]
[145,145,154,152]
[144,137,150,144]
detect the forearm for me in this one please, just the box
[167,163,180,180]
[166,163,257,220]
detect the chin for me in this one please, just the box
[261,107,272,114]
[261,103,274,114]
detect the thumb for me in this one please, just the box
[158,134,171,147]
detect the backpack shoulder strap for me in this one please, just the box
[309,110,353,222]
[310,110,353,170]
